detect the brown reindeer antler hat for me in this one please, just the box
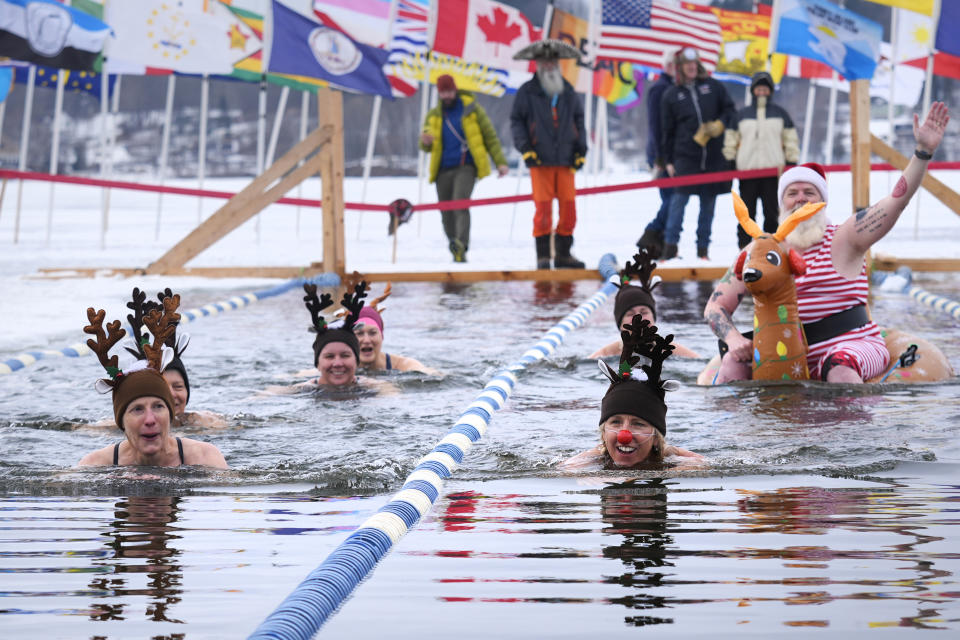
[597,316,678,435]
[613,247,661,327]
[304,279,368,364]
[85,293,181,429]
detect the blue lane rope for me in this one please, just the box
[249,255,621,640]
[872,267,960,322]
[0,274,341,375]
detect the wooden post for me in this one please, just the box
[849,79,871,212]
[145,125,334,274]
[871,135,960,216]
[317,87,346,275]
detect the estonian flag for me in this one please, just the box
[0,0,111,71]
[267,1,392,99]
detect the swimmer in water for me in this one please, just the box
[589,248,700,359]
[77,297,227,468]
[563,316,701,469]
[352,282,438,374]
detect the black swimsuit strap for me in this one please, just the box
[113,442,120,466]
[176,437,185,465]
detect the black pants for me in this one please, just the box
[737,175,779,248]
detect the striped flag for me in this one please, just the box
[385,0,430,97]
[597,0,722,71]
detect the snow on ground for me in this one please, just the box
[0,168,958,354]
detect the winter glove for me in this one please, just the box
[704,119,725,138]
[572,153,586,170]
[522,150,540,168]
[693,124,711,147]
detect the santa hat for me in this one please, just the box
[778,162,828,205]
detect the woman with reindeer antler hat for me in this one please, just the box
[121,287,227,430]
[350,277,439,374]
[297,279,369,388]
[588,247,700,359]
[77,294,227,468]
[562,316,702,469]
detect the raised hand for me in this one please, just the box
[914,101,949,155]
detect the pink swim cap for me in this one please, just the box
[356,306,384,334]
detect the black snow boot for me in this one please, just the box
[554,234,585,269]
[637,227,664,259]
[535,234,551,270]
[662,243,679,260]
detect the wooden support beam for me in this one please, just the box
[144,125,334,274]
[849,79,871,211]
[317,87,346,275]
[870,134,960,217]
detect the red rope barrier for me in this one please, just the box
[2,161,957,213]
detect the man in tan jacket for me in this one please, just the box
[723,71,800,248]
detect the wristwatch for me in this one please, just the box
[915,148,933,160]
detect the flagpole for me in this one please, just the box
[99,71,109,249]
[155,74,176,241]
[45,70,66,246]
[296,88,310,238]
[416,0,438,242]
[13,65,35,244]
[101,74,121,243]
[0,101,6,149]
[825,71,838,165]
[358,94,382,239]
[887,9,898,149]
[800,80,815,163]
[197,73,209,225]
[914,0,941,240]
[254,77,267,243]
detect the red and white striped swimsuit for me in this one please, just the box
[795,224,889,379]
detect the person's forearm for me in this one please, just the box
[705,306,740,342]
[853,152,929,240]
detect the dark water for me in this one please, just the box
[1,275,959,637]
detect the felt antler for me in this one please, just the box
[124,287,149,359]
[303,283,334,332]
[339,280,369,330]
[619,246,661,292]
[369,282,392,313]
[156,287,189,355]
[142,294,180,370]
[84,307,127,380]
[621,315,676,394]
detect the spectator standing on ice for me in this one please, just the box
[660,47,736,261]
[723,71,800,249]
[510,40,587,270]
[420,74,508,263]
[636,49,677,259]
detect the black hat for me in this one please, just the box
[304,280,368,365]
[613,248,660,328]
[598,316,677,435]
[750,71,774,95]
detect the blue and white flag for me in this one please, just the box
[8,62,116,100]
[0,0,112,71]
[268,0,392,98]
[774,0,882,80]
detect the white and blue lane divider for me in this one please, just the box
[249,254,621,640]
[873,266,960,322]
[0,274,341,375]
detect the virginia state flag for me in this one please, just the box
[268,1,392,98]
[0,0,111,71]
[774,0,882,80]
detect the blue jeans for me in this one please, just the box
[664,189,717,249]
[644,187,674,234]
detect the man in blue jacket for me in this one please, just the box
[637,50,676,259]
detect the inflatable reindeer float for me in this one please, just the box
[698,194,953,385]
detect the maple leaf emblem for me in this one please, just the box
[477,7,523,56]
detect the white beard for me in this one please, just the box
[537,67,565,97]
[779,205,827,251]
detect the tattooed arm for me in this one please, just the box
[835,102,950,273]
[703,268,752,363]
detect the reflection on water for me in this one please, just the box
[88,496,183,624]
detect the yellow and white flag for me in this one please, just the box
[864,1,934,17]
[104,0,262,74]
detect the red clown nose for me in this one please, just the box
[617,429,633,445]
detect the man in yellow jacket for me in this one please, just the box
[420,75,508,263]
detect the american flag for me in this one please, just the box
[597,0,722,71]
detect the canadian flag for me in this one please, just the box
[432,0,541,73]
